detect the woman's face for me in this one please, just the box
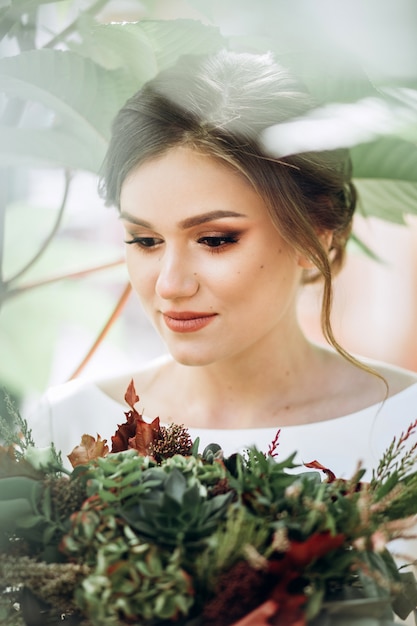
[120,146,306,367]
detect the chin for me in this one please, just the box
[167,346,220,367]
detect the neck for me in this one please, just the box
[172,325,322,428]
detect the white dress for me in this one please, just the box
[28,377,417,480]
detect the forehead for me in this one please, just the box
[120,146,268,221]
[123,145,249,188]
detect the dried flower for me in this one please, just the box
[67,434,109,468]
[150,423,193,461]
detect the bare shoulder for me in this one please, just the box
[312,346,417,420]
[361,358,417,396]
[95,354,173,405]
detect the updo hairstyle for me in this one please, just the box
[100,50,358,361]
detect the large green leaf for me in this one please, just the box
[70,18,226,85]
[354,179,417,223]
[351,138,417,183]
[281,49,380,106]
[0,49,131,171]
[189,0,417,84]
[262,101,417,223]
[0,21,225,171]
[350,135,417,220]
[69,15,159,83]
[0,126,103,171]
[139,19,226,71]
[349,117,417,222]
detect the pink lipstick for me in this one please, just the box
[162,311,217,333]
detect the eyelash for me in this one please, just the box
[124,234,240,253]
[124,237,162,249]
[197,235,240,252]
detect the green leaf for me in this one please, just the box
[351,138,417,183]
[358,551,394,600]
[392,571,417,620]
[0,49,131,171]
[56,15,226,125]
[0,498,35,527]
[42,523,58,545]
[164,468,187,504]
[352,137,417,222]
[16,513,44,528]
[182,483,201,511]
[140,19,226,70]
[0,475,41,501]
[0,126,103,171]
[70,15,158,82]
[40,484,52,519]
[355,179,417,223]
[201,492,232,522]
[282,48,380,105]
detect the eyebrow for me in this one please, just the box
[119,210,248,230]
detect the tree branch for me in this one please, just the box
[6,170,72,286]
[1,258,125,303]
[68,281,132,380]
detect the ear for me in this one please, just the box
[296,230,334,270]
[297,254,315,270]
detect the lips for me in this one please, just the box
[162,311,217,333]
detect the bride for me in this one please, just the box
[30,50,417,481]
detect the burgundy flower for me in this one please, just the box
[111,379,163,456]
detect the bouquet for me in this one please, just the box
[1,381,417,626]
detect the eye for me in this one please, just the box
[197,234,239,249]
[124,237,163,249]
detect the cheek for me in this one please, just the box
[213,262,270,301]
[254,250,300,295]
[125,252,155,298]
[125,250,138,284]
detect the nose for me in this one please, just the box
[155,248,199,300]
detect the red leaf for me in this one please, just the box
[304,460,336,482]
[287,532,346,567]
[269,593,307,626]
[258,532,345,625]
[124,378,140,411]
[231,600,278,626]
[111,419,137,452]
[129,416,162,456]
[111,380,163,456]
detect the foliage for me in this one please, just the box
[1,382,417,625]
